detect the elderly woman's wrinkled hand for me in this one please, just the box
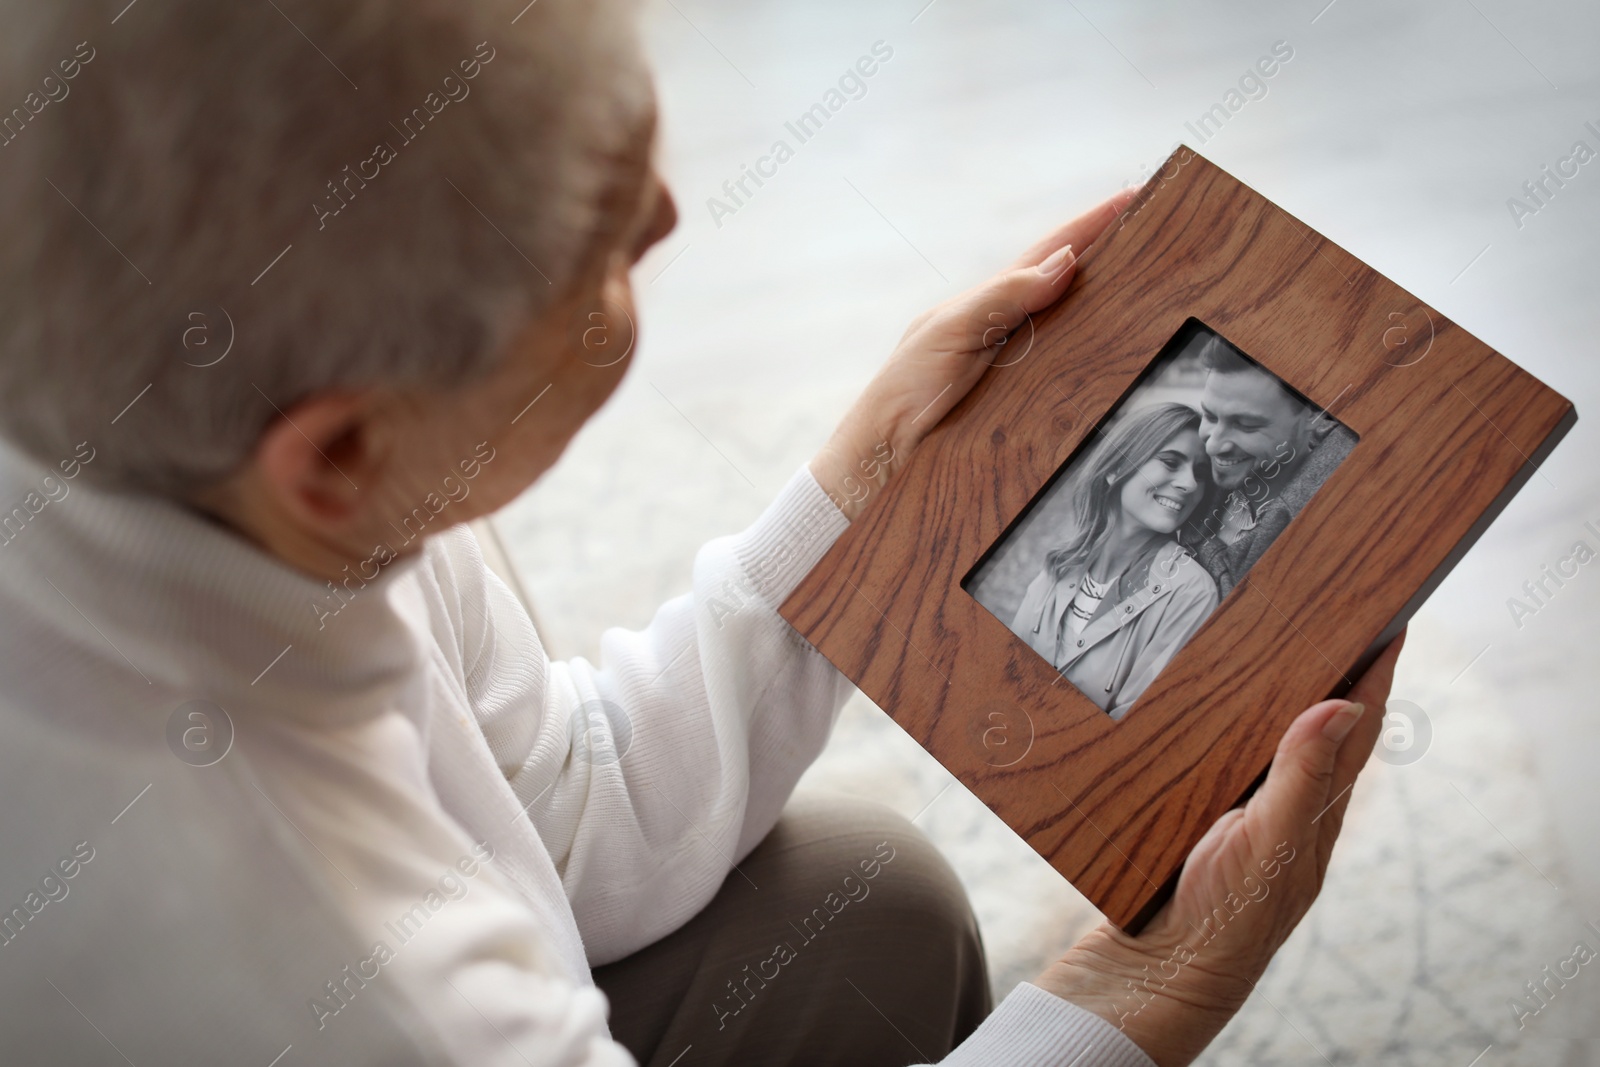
[809,188,1138,520]
[1033,632,1406,1066]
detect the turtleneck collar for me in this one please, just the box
[0,440,429,732]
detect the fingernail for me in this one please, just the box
[1039,243,1075,277]
[1322,702,1365,743]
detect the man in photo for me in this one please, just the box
[1189,334,1357,597]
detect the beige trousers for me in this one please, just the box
[591,795,993,1066]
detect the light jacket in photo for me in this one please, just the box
[1012,539,1219,720]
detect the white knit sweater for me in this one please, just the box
[0,441,1153,1067]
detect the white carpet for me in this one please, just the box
[492,5,1600,1059]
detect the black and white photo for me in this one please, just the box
[964,320,1358,718]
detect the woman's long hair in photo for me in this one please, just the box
[1043,402,1208,582]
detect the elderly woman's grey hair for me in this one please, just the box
[0,0,653,496]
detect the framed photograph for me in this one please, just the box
[780,146,1576,930]
[963,319,1359,722]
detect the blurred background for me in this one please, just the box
[489,2,1600,1063]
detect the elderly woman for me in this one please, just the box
[0,3,1400,1065]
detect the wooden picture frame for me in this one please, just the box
[779,145,1576,930]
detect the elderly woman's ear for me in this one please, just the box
[188,388,393,571]
[242,391,381,525]
[193,142,676,584]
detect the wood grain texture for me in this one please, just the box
[779,146,1576,929]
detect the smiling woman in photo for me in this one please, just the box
[1012,402,1220,718]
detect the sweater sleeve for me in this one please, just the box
[418,475,1166,1065]
[931,983,1157,1066]
[444,466,854,965]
